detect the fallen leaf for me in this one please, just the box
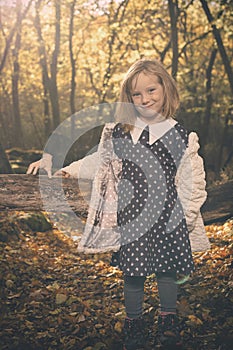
[187,315,203,325]
[77,314,85,323]
[55,293,67,304]
[114,321,122,333]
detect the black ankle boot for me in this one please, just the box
[157,314,182,348]
[123,317,145,350]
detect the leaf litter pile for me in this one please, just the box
[0,212,232,350]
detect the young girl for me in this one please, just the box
[38,59,210,349]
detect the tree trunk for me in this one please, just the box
[202,48,217,149]
[199,0,233,174]
[69,0,77,142]
[200,0,233,95]
[215,112,230,174]
[11,0,23,148]
[68,1,89,140]
[34,0,61,132]
[0,0,33,74]
[168,0,179,79]
[29,112,43,149]
[42,77,51,140]
[0,175,232,225]
[223,136,233,168]
[50,0,61,129]
[34,0,52,139]
[69,0,77,117]
[0,144,13,174]
[0,110,11,148]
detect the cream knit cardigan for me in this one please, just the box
[62,123,210,253]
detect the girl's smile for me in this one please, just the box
[131,72,165,123]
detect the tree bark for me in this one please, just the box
[199,0,233,176]
[0,175,232,225]
[68,0,77,143]
[34,0,52,138]
[0,0,33,74]
[0,145,13,174]
[215,111,230,174]
[69,0,77,116]
[168,0,179,79]
[42,75,51,140]
[50,0,61,129]
[34,0,61,132]
[11,0,23,148]
[223,138,233,168]
[202,48,217,148]
[201,179,233,223]
[200,0,233,95]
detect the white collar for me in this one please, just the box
[131,117,177,145]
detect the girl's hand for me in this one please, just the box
[26,153,52,178]
[53,169,71,178]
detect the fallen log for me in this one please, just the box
[0,174,89,215]
[201,180,233,223]
[0,174,232,224]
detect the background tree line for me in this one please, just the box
[0,0,232,183]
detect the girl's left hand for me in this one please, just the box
[53,169,71,178]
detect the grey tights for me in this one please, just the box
[124,273,178,319]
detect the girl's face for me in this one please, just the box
[130,72,165,123]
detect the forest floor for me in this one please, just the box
[0,212,232,350]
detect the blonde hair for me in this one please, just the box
[115,58,180,130]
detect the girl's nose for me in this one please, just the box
[141,93,150,104]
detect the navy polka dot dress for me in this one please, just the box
[112,122,194,277]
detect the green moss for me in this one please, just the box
[16,212,52,232]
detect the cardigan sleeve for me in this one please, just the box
[59,123,116,180]
[175,132,207,232]
[60,151,101,180]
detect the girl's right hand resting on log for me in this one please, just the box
[26,153,52,178]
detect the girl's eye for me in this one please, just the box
[148,88,156,94]
[132,92,140,97]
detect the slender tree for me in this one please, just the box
[216,109,231,174]
[0,142,12,173]
[34,0,52,138]
[0,0,32,160]
[50,0,61,129]
[168,0,179,79]
[0,0,33,74]
[11,0,23,147]
[202,49,217,148]
[34,0,61,131]
[69,0,77,116]
[200,0,233,94]
[42,73,51,140]
[68,1,89,140]
[200,0,233,176]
